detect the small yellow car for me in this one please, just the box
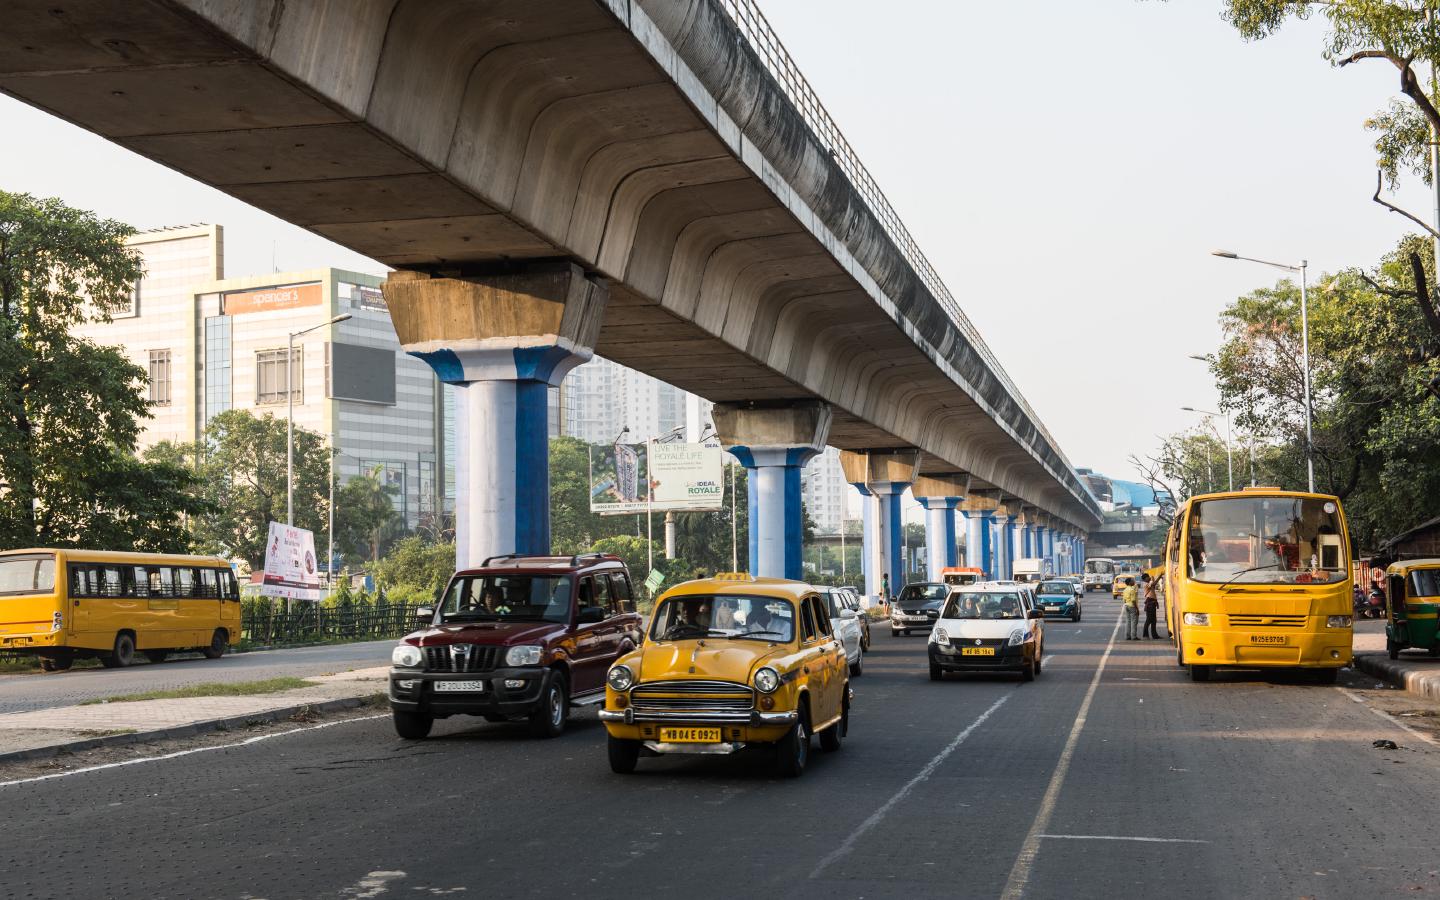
[599,575,850,777]
[1112,574,1131,598]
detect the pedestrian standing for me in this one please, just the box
[1121,577,1139,640]
[882,572,891,603]
[1141,573,1160,639]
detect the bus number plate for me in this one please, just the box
[1249,635,1287,645]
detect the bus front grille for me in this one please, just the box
[1228,615,1307,629]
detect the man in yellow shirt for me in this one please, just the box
[1121,577,1140,640]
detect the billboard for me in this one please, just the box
[259,521,322,601]
[223,282,323,315]
[589,441,724,515]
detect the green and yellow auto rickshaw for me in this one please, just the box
[1385,559,1440,660]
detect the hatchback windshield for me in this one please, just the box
[649,595,795,642]
[897,584,947,607]
[1037,581,1072,596]
[943,591,1026,619]
[0,554,56,597]
[1188,496,1348,585]
[440,574,573,623]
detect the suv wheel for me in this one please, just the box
[848,648,863,677]
[774,707,810,778]
[528,671,569,739]
[393,710,433,740]
[608,735,641,774]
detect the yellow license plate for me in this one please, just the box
[659,727,722,743]
[961,647,996,656]
[1249,635,1287,645]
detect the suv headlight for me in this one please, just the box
[392,644,423,668]
[505,645,543,666]
[933,627,949,645]
[754,667,780,694]
[1008,628,1026,646]
[1327,615,1353,628]
[1182,613,1209,626]
[607,665,634,691]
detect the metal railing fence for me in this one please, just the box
[240,603,422,645]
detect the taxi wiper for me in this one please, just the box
[1217,563,1283,591]
[733,629,787,640]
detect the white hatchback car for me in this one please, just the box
[928,583,1045,682]
[816,586,865,676]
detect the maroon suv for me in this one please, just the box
[388,553,642,739]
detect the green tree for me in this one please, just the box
[0,191,207,551]
[157,409,332,569]
[333,465,402,564]
[373,535,455,604]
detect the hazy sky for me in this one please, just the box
[0,1,1428,486]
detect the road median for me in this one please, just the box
[0,665,390,764]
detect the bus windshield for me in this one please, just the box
[0,554,56,597]
[1085,560,1115,575]
[1187,496,1347,585]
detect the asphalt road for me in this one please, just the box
[3,595,1436,899]
[0,640,394,713]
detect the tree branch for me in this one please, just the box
[1338,50,1440,136]
[1372,170,1440,239]
[1407,250,1440,340]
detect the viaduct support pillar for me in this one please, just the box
[383,264,606,570]
[841,450,920,601]
[964,507,993,577]
[714,401,831,580]
[992,509,1013,580]
[912,475,967,583]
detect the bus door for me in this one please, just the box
[218,569,241,634]
[70,564,129,643]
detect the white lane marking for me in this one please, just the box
[341,870,406,898]
[1039,834,1208,844]
[1340,688,1439,747]
[1042,655,1054,666]
[0,713,390,789]
[809,693,1010,879]
[1000,604,1123,900]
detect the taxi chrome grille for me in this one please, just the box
[631,680,752,698]
[629,680,754,713]
[630,696,754,711]
[1228,615,1307,629]
[424,644,499,673]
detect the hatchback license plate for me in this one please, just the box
[961,647,996,656]
[1249,635,1287,645]
[659,727,721,743]
[434,680,487,692]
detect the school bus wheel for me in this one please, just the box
[203,629,228,660]
[102,632,136,669]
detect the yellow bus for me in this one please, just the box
[0,549,240,671]
[1165,488,1353,683]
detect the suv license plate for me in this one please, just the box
[1249,635,1287,645]
[659,727,721,743]
[434,680,487,692]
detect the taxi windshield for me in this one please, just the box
[440,574,573,623]
[943,592,1025,620]
[649,595,795,642]
[1037,581,1072,595]
[1188,496,1348,585]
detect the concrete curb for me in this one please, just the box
[0,692,387,766]
[1353,652,1440,701]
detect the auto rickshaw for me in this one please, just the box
[1384,559,1440,660]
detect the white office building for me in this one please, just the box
[802,447,850,535]
[72,224,443,528]
[558,356,689,445]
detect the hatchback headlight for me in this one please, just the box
[754,667,780,694]
[1183,613,1209,626]
[1327,615,1353,628]
[505,645,543,666]
[607,665,634,691]
[933,627,949,645]
[391,644,423,668]
[1008,628,1026,646]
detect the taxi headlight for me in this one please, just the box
[391,644,423,668]
[933,627,949,645]
[754,667,780,694]
[505,645,544,666]
[607,664,634,691]
[1183,613,1209,626]
[1327,615,1353,628]
[1008,628,1026,646]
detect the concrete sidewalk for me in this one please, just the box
[1353,627,1440,700]
[0,666,389,763]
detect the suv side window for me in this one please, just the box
[608,574,633,613]
[578,576,599,619]
[593,574,615,616]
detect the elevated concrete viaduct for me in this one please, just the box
[1,0,1101,578]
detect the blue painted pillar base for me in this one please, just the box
[733,447,821,580]
[852,483,877,598]
[918,496,960,582]
[411,345,587,570]
[963,510,994,578]
[992,514,1012,581]
[869,482,909,598]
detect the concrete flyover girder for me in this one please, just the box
[0,0,1101,532]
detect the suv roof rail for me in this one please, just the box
[569,551,613,566]
[481,553,522,566]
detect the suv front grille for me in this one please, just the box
[1229,615,1307,629]
[425,644,500,673]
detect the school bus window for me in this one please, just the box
[0,554,55,596]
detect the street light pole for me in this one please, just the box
[1211,251,1315,491]
[287,314,352,528]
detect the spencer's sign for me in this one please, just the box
[223,282,322,315]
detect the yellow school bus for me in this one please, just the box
[1165,488,1353,683]
[0,549,241,671]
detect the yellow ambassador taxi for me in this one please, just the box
[599,574,850,778]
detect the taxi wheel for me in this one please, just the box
[101,632,135,669]
[393,710,433,740]
[1388,640,1400,661]
[528,671,569,739]
[1020,659,1035,683]
[202,629,227,659]
[774,709,810,778]
[819,707,844,753]
[607,735,640,774]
